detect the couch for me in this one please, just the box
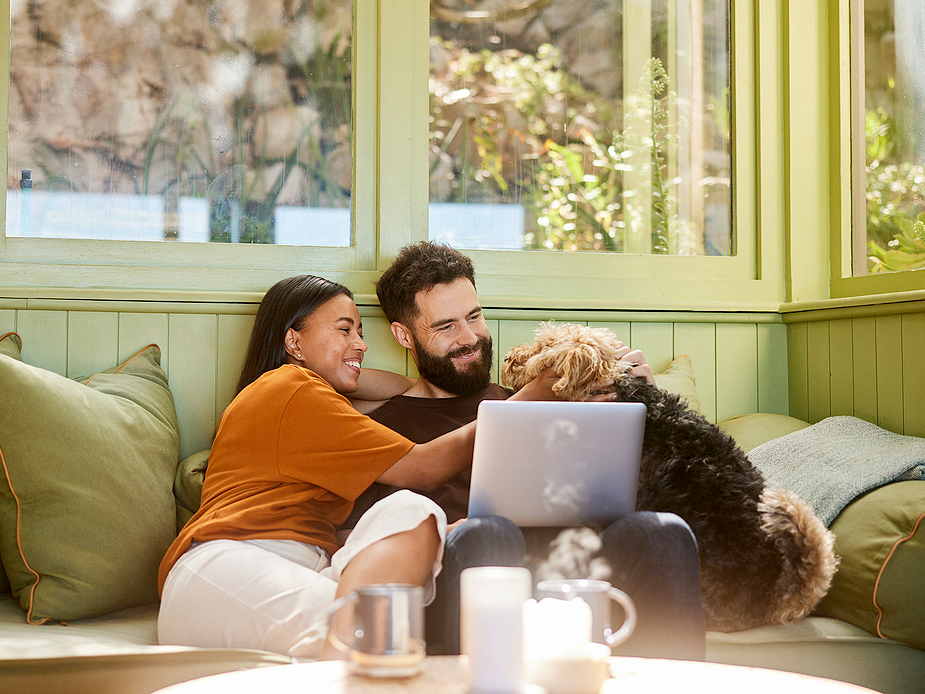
[1,332,924,694]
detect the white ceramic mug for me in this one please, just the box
[326,584,425,677]
[535,578,636,648]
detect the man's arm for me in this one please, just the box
[348,368,414,414]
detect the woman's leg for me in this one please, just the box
[158,539,336,658]
[318,490,448,659]
[334,514,440,599]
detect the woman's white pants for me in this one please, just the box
[157,490,446,659]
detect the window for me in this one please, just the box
[1,0,773,305]
[428,0,731,255]
[854,0,925,275]
[6,0,353,246]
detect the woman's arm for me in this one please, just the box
[348,368,414,413]
[376,368,563,490]
[376,421,477,491]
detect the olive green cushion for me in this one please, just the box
[815,481,925,650]
[174,449,210,530]
[653,355,701,414]
[0,331,22,360]
[0,342,179,623]
[717,412,812,453]
[0,332,21,594]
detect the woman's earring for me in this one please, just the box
[296,353,302,359]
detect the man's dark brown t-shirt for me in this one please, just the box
[343,384,512,527]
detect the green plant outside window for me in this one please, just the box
[428,0,732,256]
[860,0,925,274]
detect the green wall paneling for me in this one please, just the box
[16,310,68,375]
[786,322,809,422]
[874,314,904,434]
[826,319,854,417]
[626,322,675,374]
[66,311,119,379]
[851,317,878,425]
[805,321,831,424]
[715,324,759,423]
[672,322,718,423]
[5,302,788,453]
[486,319,501,383]
[118,312,170,372]
[360,314,410,376]
[902,313,925,437]
[167,313,219,459]
[756,323,789,416]
[215,314,255,427]
[0,310,15,335]
[785,303,925,436]
[587,322,632,346]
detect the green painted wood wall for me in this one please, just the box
[0,301,787,459]
[786,304,925,437]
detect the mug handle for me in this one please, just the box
[326,592,359,655]
[603,588,637,647]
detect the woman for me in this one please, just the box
[157,275,551,659]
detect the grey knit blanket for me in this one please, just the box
[747,416,925,526]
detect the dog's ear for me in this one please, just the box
[501,344,537,390]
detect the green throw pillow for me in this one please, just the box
[653,355,701,414]
[174,449,210,531]
[717,412,812,453]
[0,331,22,360]
[0,342,180,623]
[0,332,22,594]
[815,481,925,650]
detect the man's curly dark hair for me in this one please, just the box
[376,241,476,326]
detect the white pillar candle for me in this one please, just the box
[461,566,532,694]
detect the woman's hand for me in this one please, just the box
[507,367,563,401]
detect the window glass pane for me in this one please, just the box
[6,0,353,246]
[429,0,731,254]
[861,0,925,274]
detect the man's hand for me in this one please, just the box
[614,342,655,385]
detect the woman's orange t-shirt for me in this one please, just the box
[158,364,414,594]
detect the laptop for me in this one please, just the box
[467,400,647,526]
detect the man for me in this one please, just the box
[345,241,706,659]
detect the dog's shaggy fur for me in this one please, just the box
[502,322,837,632]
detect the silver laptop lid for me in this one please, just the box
[468,400,646,527]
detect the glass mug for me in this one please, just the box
[535,578,636,648]
[326,584,425,677]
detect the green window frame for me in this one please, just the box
[0,0,783,310]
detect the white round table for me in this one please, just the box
[153,655,880,694]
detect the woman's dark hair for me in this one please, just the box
[235,275,353,395]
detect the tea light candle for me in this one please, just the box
[523,597,593,661]
[461,566,532,694]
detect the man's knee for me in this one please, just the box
[602,511,698,557]
[446,516,525,566]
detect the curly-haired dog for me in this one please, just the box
[502,322,837,632]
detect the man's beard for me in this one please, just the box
[413,334,493,397]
